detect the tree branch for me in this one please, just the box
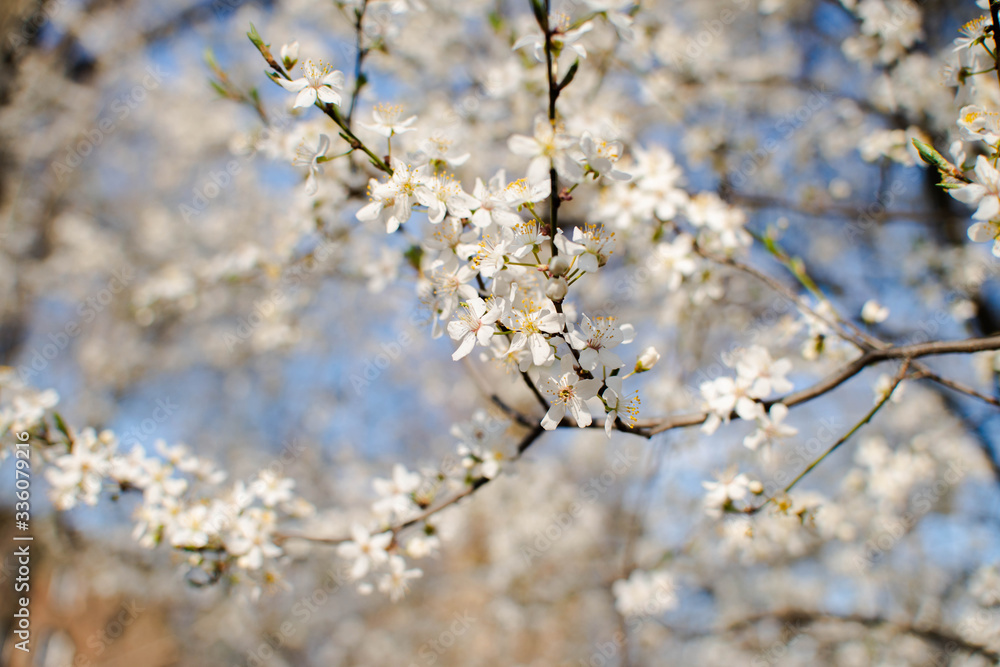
[633,335,1000,437]
[276,424,546,545]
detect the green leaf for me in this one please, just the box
[487,10,503,32]
[247,22,264,48]
[558,58,580,92]
[404,245,423,272]
[209,80,228,98]
[52,411,72,440]
[530,0,549,31]
[912,138,955,174]
[203,48,218,69]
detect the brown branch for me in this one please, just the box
[460,356,537,427]
[345,0,371,128]
[747,360,910,512]
[698,243,1000,410]
[914,369,1000,408]
[521,369,551,412]
[728,190,968,225]
[276,424,546,545]
[541,0,561,251]
[690,609,1000,663]
[633,335,1000,437]
[694,242,868,351]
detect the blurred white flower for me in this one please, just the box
[612,569,676,617]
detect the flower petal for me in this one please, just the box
[293,87,318,109]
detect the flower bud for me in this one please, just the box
[549,255,571,277]
[634,346,660,373]
[748,480,764,495]
[280,41,300,70]
[861,299,889,324]
[545,277,568,300]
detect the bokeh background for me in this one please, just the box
[3,0,1000,665]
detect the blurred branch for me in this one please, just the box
[275,423,546,546]
[345,0,371,128]
[670,608,1000,663]
[727,190,967,225]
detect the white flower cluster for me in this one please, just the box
[0,376,313,591]
[611,568,677,618]
[841,0,923,66]
[346,103,655,435]
[44,428,313,586]
[702,466,754,517]
[0,368,58,453]
[853,435,935,509]
[595,146,688,230]
[929,25,1000,258]
[699,345,794,435]
[333,410,523,601]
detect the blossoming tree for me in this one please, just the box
[4,0,1000,664]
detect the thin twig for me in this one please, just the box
[539,0,561,251]
[521,370,551,411]
[990,1,1000,92]
[670,609,1000,663]
[748,359,910,513]
[346,0,371,128]
[276,424,546,545]
[698,239,1000,410]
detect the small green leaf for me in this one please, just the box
[912,138,972,184]
[912,138,952,172]
[203,48,218,69]
[404,245,423,271]
[487,11,503,32]
[247,22,264,48]
[209,80,228,98]
[558,58,580,91]
[530,0,548,31]
[52,411,72,440]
